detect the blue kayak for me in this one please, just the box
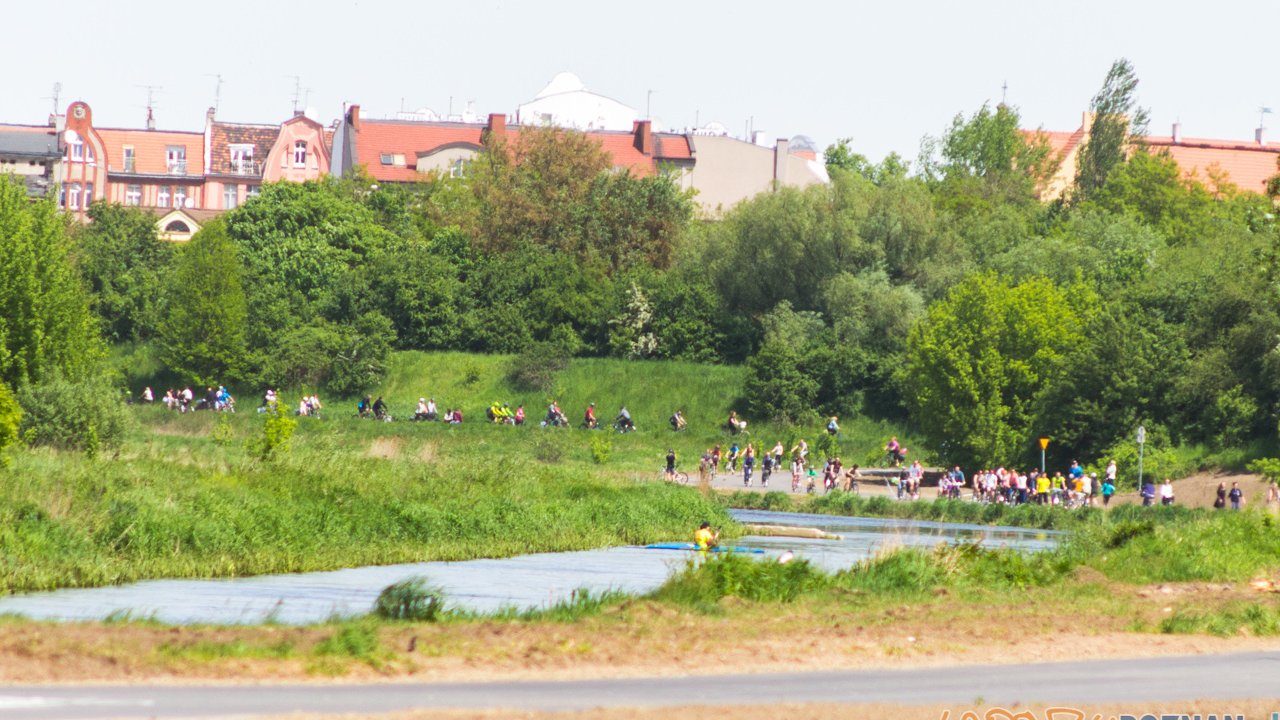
[644,542,765,554]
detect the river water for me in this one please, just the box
[0,510,1058,625]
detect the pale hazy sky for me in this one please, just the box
[4,0,1276,161]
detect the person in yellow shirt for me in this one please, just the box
[694,521,720,551]
[1035,472,1050,504]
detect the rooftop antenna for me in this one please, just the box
[137,84,162,128]
[205,74,224,114]
[1001,80,1008,106]
[287,75,302,114]
[46,81,62,114]
[1259,106,1273,129]
[646,89,654,120]
[303,87,314,109]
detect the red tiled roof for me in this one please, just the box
[97,128,205,176]
[208,122,278,176]
[1036,128,1086,162]
[356,120,485,182]
[1143,136,1280,193]
[354,119,691,182]
[654,132,692,160]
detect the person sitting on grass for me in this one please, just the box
[826,416,840,436]
[694,521,720,552]
[514,405,525,425]
[415,398,431,421]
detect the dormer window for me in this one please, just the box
[230,144,254,174]
[380,153,393,165]
[292,141,307,168]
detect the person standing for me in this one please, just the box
[1159,479,1175,506]
[1229,482,1244,510]
[1214,482,1227,510]
[742,444,755,487]
[1101,477,1116,507]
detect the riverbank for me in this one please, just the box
[0,407,731,593]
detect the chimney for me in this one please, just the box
[485,113,507,141]
[347,104,361,131]
[773,138,790,185]
[1171,122,1180,144]
[146,107,156,131]
[1257,127,1267,146]
[633,119,654,156]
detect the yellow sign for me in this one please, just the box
[1038,436,1050,450]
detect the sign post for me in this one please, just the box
[1136,425,1147,490]
[1038,436,1050,474]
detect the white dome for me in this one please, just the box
[536,72,587,99]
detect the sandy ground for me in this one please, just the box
[292,699,1280,720]
[708,467,1279,512]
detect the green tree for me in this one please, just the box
[1074,58,1150,203]
[902,274,1092,468]
[743,340,818,424]
[75,203,173,342]
[920,102,1059,210]
[157,219,248,385]
[0,176,102,388]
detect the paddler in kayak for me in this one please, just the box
[694,521,720,552]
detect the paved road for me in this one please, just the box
[3,651,1279,719]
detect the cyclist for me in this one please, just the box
[615,406,635,432]
[669,409,687,431]
[583,402,598,429]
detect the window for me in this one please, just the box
[174,186,187,208]
[58,185,65,207]
[379,153,393,165]
[449,158,466,178]
[125,184,141,206]
[84,183,94,207]
[68,131,84,161]
[392,154,406,166]
[164,220,190,233]
[157,186,171,208]
[229,144,254,174]
[166,146,187,175]
[246,185,260,200]
[123,146,135,173]
[292,141,307,167]
[68,184,81,210]
[85,146,95,163]
[224,184,238,210]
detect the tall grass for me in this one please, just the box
[0,406,731,593]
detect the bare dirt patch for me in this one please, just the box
[367,438,403,460]
[1111,471,1276,509]
[303,699,1280,720]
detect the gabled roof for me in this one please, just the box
[98,128,205,176]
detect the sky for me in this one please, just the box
[3,0,1277,162]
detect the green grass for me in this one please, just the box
[0,403,732,593]
[1157,602,1280,637]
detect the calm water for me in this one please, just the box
[0,510,1057,625]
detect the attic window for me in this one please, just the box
[380,153,393,165]
[392,154,406,166]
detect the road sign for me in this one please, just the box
[1038,436,1050,450]
[1137,426,1146,445]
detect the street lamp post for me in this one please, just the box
[1136,425,1147,490]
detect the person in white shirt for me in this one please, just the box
[1160,479,1175,506]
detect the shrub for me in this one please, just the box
[506,341,570,393]
[590,434,611,464]
[373,577,445,622]
[17,378,130,453]
[0,381,20,459]
[247,405,297,461]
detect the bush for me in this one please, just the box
[590,434,612,464]
[373,577,445,622]
[247,405,297,461]
[506,341,570,393]
[17,378,130,453]
[0,381,20,458]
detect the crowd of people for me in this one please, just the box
[142,385,237,413]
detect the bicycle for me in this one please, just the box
[660,469,690,485]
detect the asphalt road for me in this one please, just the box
[3,651,1279,719]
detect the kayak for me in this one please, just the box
[644,542,765,554]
